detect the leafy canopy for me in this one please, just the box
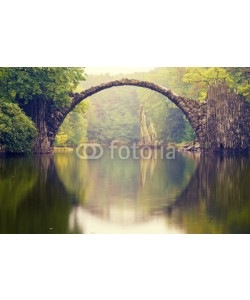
[0,102,37,153]
[55,111,88,147]
[183,67,250,101]
[0,67,85,107]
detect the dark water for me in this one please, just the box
[0,150,249,234]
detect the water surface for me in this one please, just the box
[0,150,249,233]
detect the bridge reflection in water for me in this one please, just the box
[0,150,249,233]
[53,150,196,233]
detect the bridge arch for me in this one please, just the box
[56,78,204,145]
[68,79,201,125]
[22,79,248,153]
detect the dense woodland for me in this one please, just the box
[55,67,250,147]
[0,67,250,152]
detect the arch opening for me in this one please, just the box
[54,79,201,149]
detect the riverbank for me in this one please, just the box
[53,147,74,152]
[175,142,201,152]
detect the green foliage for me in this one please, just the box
[183,67,250,101]
[225,67,250,99]
[0,101,37,153]
[184,118,195,142]
[80,74,140,143]
[135,68,194,141]
[80,70,197,144]
[0,67,85,107]
[1,67,248,151]
[165,108,186,143]
[182,67,231,101]
[0,67,86,153]
[55,111,88,147]
[60,67,250,145]
[87,90,140,143]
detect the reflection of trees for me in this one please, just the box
[0,156,37,215]
[0,156,77,234]
[66,153,144,223]
[140,155,156,188]
[173,154,250,233]
[5,151,247,234]
[53,153,89,204]
[54,150,197,226]
[85,153,195,223]
[136,151,198,216]
[2,151,247,234]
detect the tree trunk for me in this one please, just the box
[21,97,55,154]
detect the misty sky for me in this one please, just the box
[85,67,155,75]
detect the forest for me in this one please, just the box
[0,67,250,152]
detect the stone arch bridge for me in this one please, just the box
[23,79,250,153]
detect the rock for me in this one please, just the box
[180,142,201,152]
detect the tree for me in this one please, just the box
[0,102,37,153]
[133,68,197,142]
[165,108,186,143]
[225,67,250,99]
[183,67,250,101]
[81,74,140,144]
[0,67,85,153]
[55,111,88,147]
[0,67,84,106]
[182,67,232,101]
[80,69,197,144]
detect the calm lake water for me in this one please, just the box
[0,150,249,234]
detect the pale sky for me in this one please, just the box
[85,67,155,75]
